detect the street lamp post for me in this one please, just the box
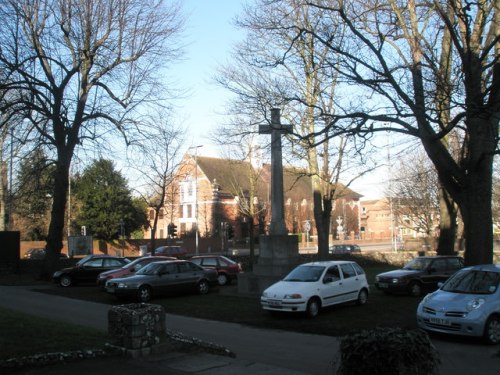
[189,145,203,255]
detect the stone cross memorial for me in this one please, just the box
[258,108,291,236]
[238,108,299,294]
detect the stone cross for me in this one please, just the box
[259,108,292,235]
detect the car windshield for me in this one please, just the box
[403,258,431,271]
[441,270,499,294]
[136,262,164,275]
[76,254,93,266]
[283,265,324,282]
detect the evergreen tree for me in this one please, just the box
[74,159,146,241]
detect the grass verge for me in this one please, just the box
[0,306,109,360]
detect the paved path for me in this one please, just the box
[0,286,498,374]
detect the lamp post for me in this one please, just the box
[189,145,203,255]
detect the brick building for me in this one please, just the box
[144,154,363,246]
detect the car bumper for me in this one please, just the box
[105,285,139,298]
[374,281,409,293]
[416,305,486,338]
[260,297,307,313]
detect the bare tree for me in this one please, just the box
[387,151,441,241]
[216,0,377,259]
[299,0,499,265]
[0,0,185,276]
[129,110,185,253]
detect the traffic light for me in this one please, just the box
[226,223,234,239]
[171,224,178,237]
[167,223,173,236]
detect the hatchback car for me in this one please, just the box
[53,254,130,287]
[105,260,218,302]
[261,261,369,318]
[416,264,500,344]
[96,255,176,286]
[190,255,242,285]
[375,256,464,296]
[329,244,361,255]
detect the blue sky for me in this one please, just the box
[168,0,385,200]
[172,0,248,156]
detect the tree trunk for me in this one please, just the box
[40,159,70,279]
[436,186,458,255]
[460,154,494,265]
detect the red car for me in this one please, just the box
[190,255,242,286]
[97,256,175,286]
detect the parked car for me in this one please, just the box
[190,255,242,285]
[23,248,68,259]
[104,260,218,302]
[375,256,464,296]
[96,256,176,286]
[150,246,187,257]
[329,244,361,255]
[416,264,500,344]
[52,254,130,287]
[261,261,369,318]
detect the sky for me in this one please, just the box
[168,0,387,200]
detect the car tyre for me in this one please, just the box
[59,275,72,287]
[306,297,321,318]
[483,315,500,345]
[198,280,210,294]
[408,281,422,297]
[217,273,229,286]
[356,289,368,305]
[138,285,152,302]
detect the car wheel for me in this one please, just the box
[483,315,500,345]
[217,273,228,286]
[306,297,321,318]
[59,275,72,287]
[356,289,368,305]
[138,285,152,302]
[408,281,422,297]
[198,280,210,294]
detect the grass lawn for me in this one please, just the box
[0,306,109,360]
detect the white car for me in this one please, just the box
[261,261,369,318]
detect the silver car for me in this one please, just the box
[105,260,218,302]
[416,264,500,344]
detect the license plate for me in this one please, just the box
[268,300,282,307]
[378,282,388,288]
[429,317,451,326]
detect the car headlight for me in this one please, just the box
[53,271,62,277]
[284,293,302,299]
[117,283,129,289]
[375,276,380,282]
[391,278,399,284]
[466,298,485,311]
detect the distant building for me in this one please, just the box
[144,154,362,246]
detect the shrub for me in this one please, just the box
[336,327,440,375]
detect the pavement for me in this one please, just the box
[0,285,499,374]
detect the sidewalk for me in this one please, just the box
[0,285,499,374]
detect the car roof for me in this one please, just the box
[417,255,463,259]
[301,261,358,267]
[461,264,500,272]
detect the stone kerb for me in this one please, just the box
[108,303,166,357]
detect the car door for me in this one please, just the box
[338,263,361,302]
[319,265,345,307]
[176,262,203,291]
[75,258,105,283]
[422,258,448,288]
[153,263,179,295]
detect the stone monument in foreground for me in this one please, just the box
[238,108,299,294]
